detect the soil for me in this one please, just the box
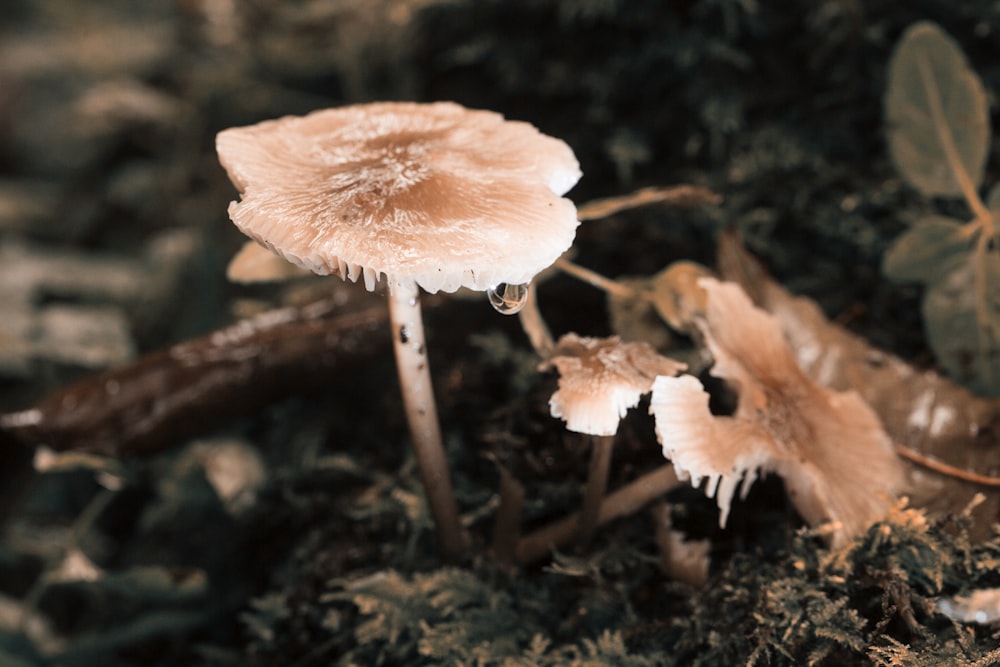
[1,1,999,665]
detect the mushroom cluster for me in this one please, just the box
[217,101,582,558]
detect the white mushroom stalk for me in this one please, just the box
[216,101,581,559]
[387,281,466,558]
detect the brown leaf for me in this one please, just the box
[718,233,1000,538]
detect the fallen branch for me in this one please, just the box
[1,299,393,458]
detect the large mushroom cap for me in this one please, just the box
[217,101,582,294]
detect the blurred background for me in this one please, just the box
[1,0,998,399]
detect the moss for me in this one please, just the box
[237,501,1000,666]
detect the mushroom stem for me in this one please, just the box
[576,434,615,547]
[490,459,526,568]
[515,463,680,564]
[387,282,467,560]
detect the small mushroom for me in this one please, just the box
[649,278,906,545]
[546,333,685,544]
[216,102,581,559]
[548,334,685,437]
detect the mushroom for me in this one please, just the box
[649,278,906,545]
[216,101,581,559]
[546,333,685,544]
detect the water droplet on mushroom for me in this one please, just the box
[487,282,529,315]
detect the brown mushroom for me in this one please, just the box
[546,333,685,544]
[649,278,906,545]
[216,101,581,559]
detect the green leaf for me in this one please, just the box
[885,22,989,198]
[882,217,972,285]
[922,253,1000,396]
[988,182,1000,213]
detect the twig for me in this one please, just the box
[515,464,680,564]
[894,442,1000,487]
[554,257,636,299]
[576,184,721,221]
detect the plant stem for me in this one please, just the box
[576,434,615,547]
[387,283,467,560]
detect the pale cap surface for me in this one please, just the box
[548,333,685,437]
[217,101,581,293]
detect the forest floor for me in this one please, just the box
[1,1,1000,665]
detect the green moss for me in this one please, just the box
[261,503,1000,666]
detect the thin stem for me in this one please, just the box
[575,185,722,221]
[515,463,680,564]
[554,257,636,299]
[387,283,467,560]
[894,442,1000,487]
[972,230,996,389]
[576,434,615,547]
[490,458,525,568]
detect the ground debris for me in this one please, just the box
[0,240,142,378]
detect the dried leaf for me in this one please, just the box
[647,261,712,334]
[650,279,905,543]
[885,22,989,198]
[882,217,972,285]
[717,233,1000,535]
